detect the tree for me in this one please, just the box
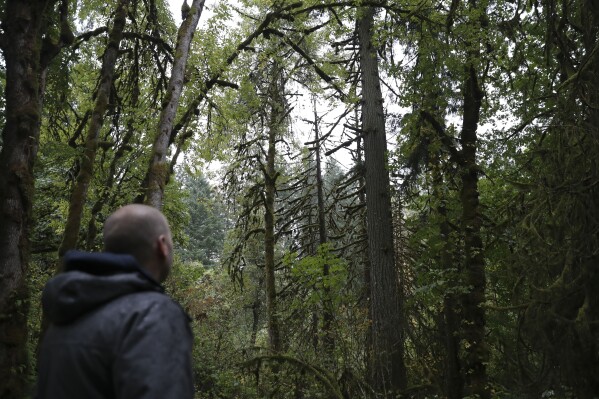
[179,172,226,267]
[263,63,284,352]
[0,0,70,395]
[357,6,407,395]
[58,0,130,258]
[222,57,290,354]
[510,1,599,396]
[310,96,335,358]
[144,0,205,209]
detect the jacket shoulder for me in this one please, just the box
[108,290,190,331]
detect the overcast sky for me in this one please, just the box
[167,0,183,24]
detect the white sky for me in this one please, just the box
[167,0,183,24]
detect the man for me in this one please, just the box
[37,204,194,398]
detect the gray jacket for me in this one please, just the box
[36,251,194,399]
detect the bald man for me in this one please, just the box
[36,204,194,399]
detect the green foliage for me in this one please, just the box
[166,261,263,398]
[177,171,226,267]
[284,243,348,307]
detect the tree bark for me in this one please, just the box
[460,63,489,399]
[357,6,407,396]
[58,0,130,258]
[264,70,282,352]
[353,109,373,383]
[430,145,463,399]
[144,0,205,209]
[312,97,335,358]
[250,274,264,347]
[0,1,58,396]
[575,5,599,397]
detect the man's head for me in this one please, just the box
[103,204,174,282]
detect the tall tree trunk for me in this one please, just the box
[58,0,130,258]
[307,207,320,351]
[354,109,373,382]
[0,1,59,396]
[264,69,282,352]
[144,0,205,209]
[575,4,599,397]
[312,97,334,358]
[429,144,463,399]
[357,7,407,395]
[460,63,489,399]
[250,274,264,347]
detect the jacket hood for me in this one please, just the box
[43,251,163,325]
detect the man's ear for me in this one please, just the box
[157,234,170,259]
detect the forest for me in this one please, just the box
[0,0,598,398]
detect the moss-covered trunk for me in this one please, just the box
[0,1,58,396]
[264,71,282,352]
[144,0,205,209]
[312,97,334,358]
[58,0,129,258]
